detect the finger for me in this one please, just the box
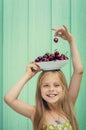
[35,63,40,68]
[52,28,57,31]
[35,64,41,71]
[32,65,38,70]
[52,28,63,32]
[30,61,35,64]
[27,63,36,70]
[52,28,64,32]
[31,67,37,72]
[32,64,41,70]
[54,30,64,36]
[63,25,68,32]
[57,28,65,32]
[56,33,63,37]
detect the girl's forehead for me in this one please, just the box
[43,71,59,77]
[41,72,60,82]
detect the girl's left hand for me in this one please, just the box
[52,25,73,42]
[26,61,41,78]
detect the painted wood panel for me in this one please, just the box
[0,0,3,129]
[52,0,71,84]
[71,0,86,130]
[3,0,29,130]
[0,0,86,130]
[27,0,52,129]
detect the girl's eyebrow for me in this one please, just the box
[42,82,49,85]
[42,82,59,85]
[54,82,59,84]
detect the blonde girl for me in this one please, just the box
[4,25,83,130]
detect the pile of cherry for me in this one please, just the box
[35,51,68,62]
[35,37,68,62]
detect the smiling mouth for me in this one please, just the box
[47,94,57,97]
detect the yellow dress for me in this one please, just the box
[41,121,73,130]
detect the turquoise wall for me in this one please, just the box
[0,0,3,129]
[0,0,86,130]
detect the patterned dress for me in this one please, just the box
[41,121,73,130]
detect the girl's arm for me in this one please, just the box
[52,25,83,105]
[67,36,83,104]
[4,62,41,121]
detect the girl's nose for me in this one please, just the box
[49,86,54,91]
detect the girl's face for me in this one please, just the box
[40,72,64,105]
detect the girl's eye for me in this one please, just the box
[43,85,49,87]
[54,84,60,87]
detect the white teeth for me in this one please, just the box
[47,94,56,97]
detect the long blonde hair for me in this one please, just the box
[33,70,79,130]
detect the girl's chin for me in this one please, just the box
[46,98,62,105]
[45,97,59,104]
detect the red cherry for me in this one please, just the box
[54,38,58,43]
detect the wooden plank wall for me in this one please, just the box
[0,0,86,130]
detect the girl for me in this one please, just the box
[4,25,83,130]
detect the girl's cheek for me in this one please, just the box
[57,87,63,92]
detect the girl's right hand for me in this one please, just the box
[52,25,73,43]
[26,61,41,78]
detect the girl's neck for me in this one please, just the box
[48,102,63,112]
[48,102,58,110]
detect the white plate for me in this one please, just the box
[36,60,68,70]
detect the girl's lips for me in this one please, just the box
[47,94,57,97]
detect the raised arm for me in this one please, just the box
[52,25,83,105]
[67,35,83,104]
[4,62,41,121]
